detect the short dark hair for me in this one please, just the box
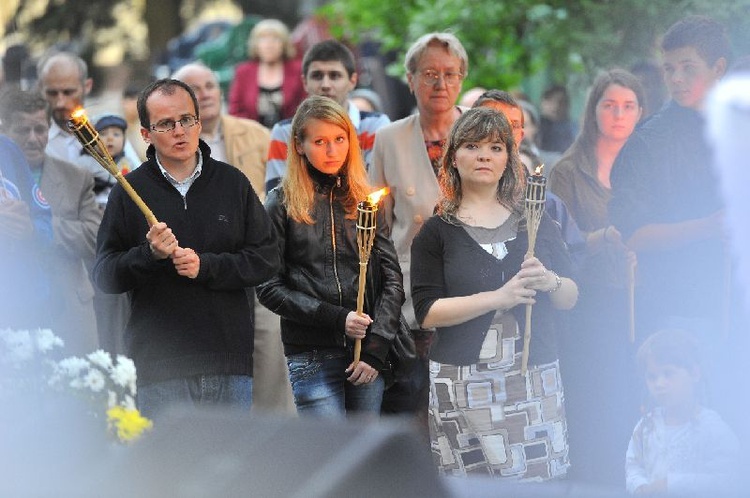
[302,40,356,78]
[473,89,520,110]
[0,89,47,128]
[137,79,199,129]
[661,15,731,66]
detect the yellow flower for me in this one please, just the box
[106,405,153,443]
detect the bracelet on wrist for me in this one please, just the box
[546,270,562,292]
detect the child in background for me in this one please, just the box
[625,329,739,495]
[94,114,133,175]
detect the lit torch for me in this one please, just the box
[521,164,546,375]
[68,108,157,226]
[352,187,389,365]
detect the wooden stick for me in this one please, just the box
[353,261,368,364]
[628,259,637,344]
[521,168,546,375]
[352,200,377,365]
[520,245,536,376]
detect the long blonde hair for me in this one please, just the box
[282,95,371,224]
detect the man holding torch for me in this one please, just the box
[93,79,280,418]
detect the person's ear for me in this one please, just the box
[140,127,151,144]
[294,139,304,157]
[406,73,415,94]
[347,72,358,93]
[83,78,93,97]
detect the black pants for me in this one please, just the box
[381,329,433,440]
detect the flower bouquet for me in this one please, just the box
[1,328,152,443]
[48,349,153,443]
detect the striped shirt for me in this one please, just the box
[265,100,390,193]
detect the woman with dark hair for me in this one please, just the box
[257,95,404,418]
[549,68,645,486]
[411,107,578,480]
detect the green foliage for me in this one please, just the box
[9,1,118,49]
[321,0,750,94]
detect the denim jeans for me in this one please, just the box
[136,374,253,420]
[286,349,384,418]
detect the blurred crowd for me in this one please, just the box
[1,13,749,497]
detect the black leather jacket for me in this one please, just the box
[257,168,404,371]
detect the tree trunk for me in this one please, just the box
[145,0,184,65]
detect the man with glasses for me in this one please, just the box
[264,39,390,193]
[93,79,280,419]
[473,89,586,270]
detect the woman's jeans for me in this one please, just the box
[286,348,384,418]
[137,374,253,420]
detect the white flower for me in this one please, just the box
[57,356,89,377]
[112,355,137,394]
[2,329,33,362]
[34,328,64,352]
[87,350,113,370]
[83,368,106,393]
[122,394,137,411]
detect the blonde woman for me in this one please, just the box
[257,96,404,418]
[228,19,305,127]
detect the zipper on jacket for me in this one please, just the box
[329,182,346,347]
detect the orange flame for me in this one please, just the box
[533,164,545,176]
[367,187,390,204]
[70,107,88,125]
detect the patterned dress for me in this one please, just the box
[429,310,569,480]
[412,213,572,480]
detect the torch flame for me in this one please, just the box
[367,187,390,204]
[70,107,88,125]
[533,164,545,176]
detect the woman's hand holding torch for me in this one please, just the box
[351,187,389,367]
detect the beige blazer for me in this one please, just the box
[40,155,102,353]
[369,113,441,328]
[222,114,271,202]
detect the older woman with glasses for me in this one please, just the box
[369,32,467,424]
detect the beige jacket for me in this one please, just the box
[221,114,271,202]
